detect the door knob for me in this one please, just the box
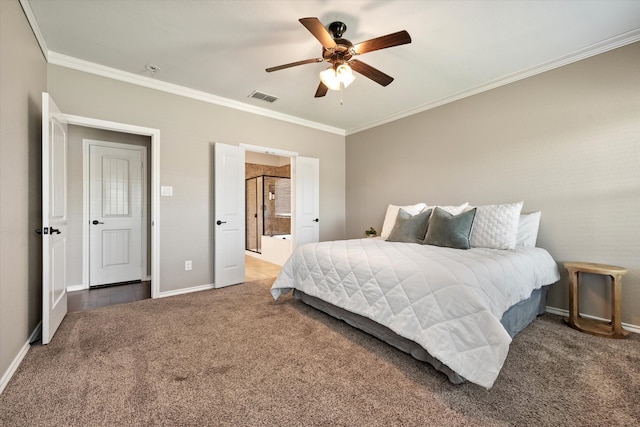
[216,220,227,225]
[313,218,319,222]
[92,220,104,225]
[35,227,61,235]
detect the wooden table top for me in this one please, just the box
[564,261,628,276]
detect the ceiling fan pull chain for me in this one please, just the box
[340,82,344,106]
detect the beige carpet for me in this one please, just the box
[1,279,639,426]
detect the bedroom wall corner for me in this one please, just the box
[345,42,640,328]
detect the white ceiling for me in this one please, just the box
[25,0,640,134]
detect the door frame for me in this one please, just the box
[213,143,319,286]
[65,114,161,298]
[83,139,148,288]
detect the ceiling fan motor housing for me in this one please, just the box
[323,41,353,63]
[323,22,354,64]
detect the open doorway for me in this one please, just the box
[66,125,152,310]
[213,142,318,288]
[244,151,291,281]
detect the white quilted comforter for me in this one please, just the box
[270,238,560,388]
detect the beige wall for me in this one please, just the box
[0,0,47,383]
[346,42,640,327]
[47,65,346,293]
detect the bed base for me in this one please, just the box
[294,286,549,384]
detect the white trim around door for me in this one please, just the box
[64,114,161,299]
[240,143,298,159]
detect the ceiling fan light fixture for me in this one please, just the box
[319,63,355,91]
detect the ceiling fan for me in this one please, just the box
[266,18,411,98]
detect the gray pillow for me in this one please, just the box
[386,208,432,243]
[423,207,477,249]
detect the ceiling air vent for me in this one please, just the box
[248,90,279,103]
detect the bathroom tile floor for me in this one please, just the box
[245,255,282,281]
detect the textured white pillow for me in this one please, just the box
[423,203,469,216]
[380,203,426,239]
[516,211,541,247]
[470,201,524,250]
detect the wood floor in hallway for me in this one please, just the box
[67,255,281,312]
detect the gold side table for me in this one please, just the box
[564,262,628,339]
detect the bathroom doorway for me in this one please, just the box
[245,175,291,253]
[245,151,292,266]
[212,143,318,287]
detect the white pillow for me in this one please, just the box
[380,203,426,239]
[469,201,524,250]
[423,203,469,216]
[516,212,541,247]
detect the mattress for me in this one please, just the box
[271,238,560,388]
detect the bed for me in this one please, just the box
[270,202,561,388]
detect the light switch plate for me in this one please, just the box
[161,186,173,196]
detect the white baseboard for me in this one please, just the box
[156,283,214,299]
[545,306,640,334]
[0,322,41,395]
[29,322,42,344]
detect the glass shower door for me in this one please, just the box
[245,177,261,252]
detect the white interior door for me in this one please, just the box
[214,143,245,288]
[294,156,320,247]
[89,143,144,286]
[42,93,68,345]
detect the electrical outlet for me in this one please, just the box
[185,260,192,271]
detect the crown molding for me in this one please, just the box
[20,0,343,135]
[19,0,48,61]
[345,28,640,135]
[47,52,345,136]
[20,0,639,138]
